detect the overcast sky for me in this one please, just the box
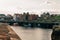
[0,0,60,15]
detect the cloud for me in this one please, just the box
[0,0,59,15]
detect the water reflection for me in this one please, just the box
[11,26,52,40]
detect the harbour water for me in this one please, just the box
[11,26,52,40]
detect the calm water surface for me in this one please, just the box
[11,26,52,40]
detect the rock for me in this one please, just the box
[51,25,60,40]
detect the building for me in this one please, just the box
[13,12,39,21]
[41,12,51,19]
[23,12,29,21]
[28,14,38,21]
[13,13,23,21]
[6,14,13,21]
[0,14,6,21]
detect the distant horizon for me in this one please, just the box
[0,10,60,16]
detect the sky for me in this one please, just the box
[0,0,60,15]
